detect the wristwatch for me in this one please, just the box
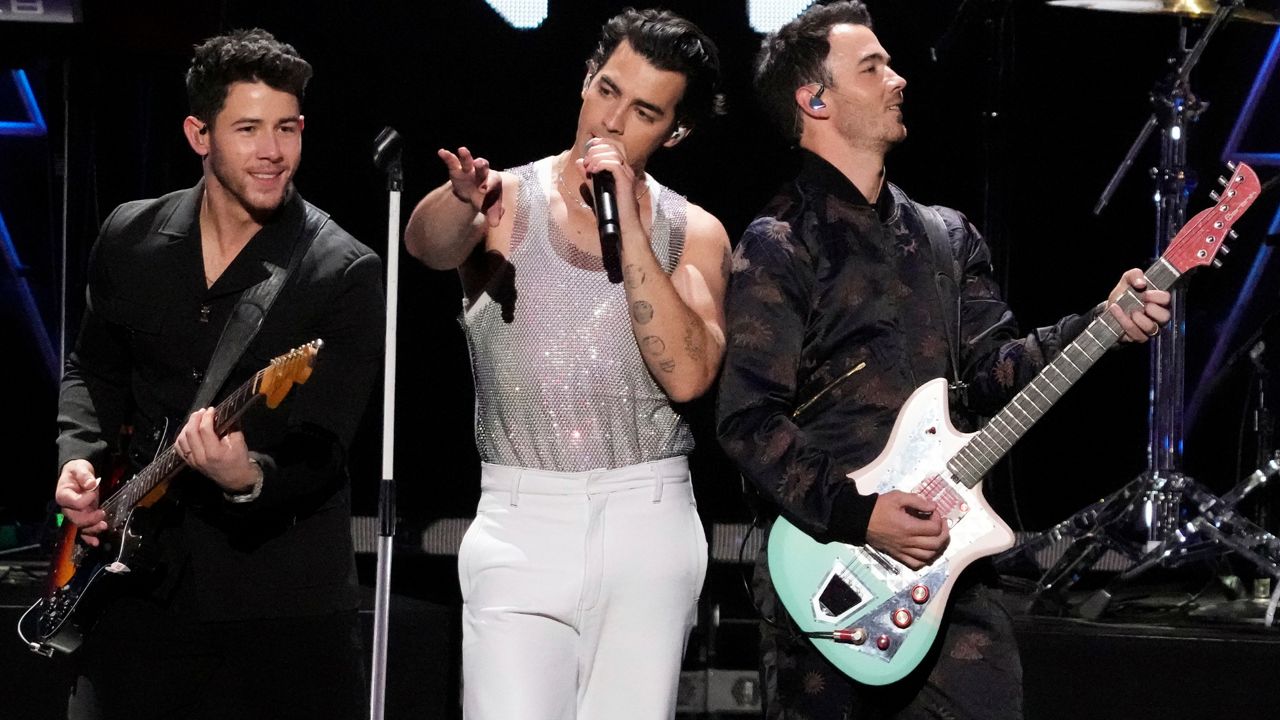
[224,457,264,504]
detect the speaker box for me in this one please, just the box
[1018,614,1280,720]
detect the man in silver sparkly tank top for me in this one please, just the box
[403,9,731,720]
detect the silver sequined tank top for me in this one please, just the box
[461,157,695,472]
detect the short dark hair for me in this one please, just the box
[586,7,726,129]
[755,1,873,141]
[186,28,313,126]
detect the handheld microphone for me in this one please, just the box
[593,171,624,283]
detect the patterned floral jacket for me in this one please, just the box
[716,151,1093,546]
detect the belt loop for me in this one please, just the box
[651,465,663,504]
[510,469,523,507]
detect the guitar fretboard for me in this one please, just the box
[101,369,267,528]
[947,259,1181,488]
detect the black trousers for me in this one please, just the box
[68,594,367,720]
[756,563,1023,720]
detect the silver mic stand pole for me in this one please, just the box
[370,126,403,720]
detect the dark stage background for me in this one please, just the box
[3,0,1280,627]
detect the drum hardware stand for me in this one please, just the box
[1074,452,1280,623]
[1005,1,1257,613]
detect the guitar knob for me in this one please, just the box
[911,585,930,604]
[876,634,892,651]
[892,609,913,628]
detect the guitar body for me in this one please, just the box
[767,378,1015,686]
[18,496,167,656]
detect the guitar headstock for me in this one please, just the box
[259,339,323,409]
[1162,162,1261,274]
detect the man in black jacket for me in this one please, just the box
[717,3,1170,719]
[53,29,383,719]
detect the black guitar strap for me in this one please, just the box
[187,202,328,415]
[910,196,968,406]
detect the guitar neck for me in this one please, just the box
[947,258,1182,488]
[101,369,267,527]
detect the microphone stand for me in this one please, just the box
[369,126,403,720]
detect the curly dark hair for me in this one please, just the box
[186,28,312,127]
[755,1,873,142]
[586,7,726,130]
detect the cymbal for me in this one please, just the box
[1047,1,1279,24]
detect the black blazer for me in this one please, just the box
[56,182,385,620]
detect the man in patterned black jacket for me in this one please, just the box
[716,3,1170,718]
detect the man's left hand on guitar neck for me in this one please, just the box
[175,408,262,499]
[1102,268,1172,344]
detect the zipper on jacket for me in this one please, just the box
[792,361,867,419]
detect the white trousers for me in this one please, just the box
[459,457,708,720]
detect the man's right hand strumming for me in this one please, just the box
[54,459,107,546]
[865,490,950,570]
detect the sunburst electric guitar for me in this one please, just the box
[17,340,323,657]
[767,164,1261,685]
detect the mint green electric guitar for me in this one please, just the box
[767,163,1260,685]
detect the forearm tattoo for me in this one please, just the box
[683,317,705,363]
[624,263,646,289]
[641,336,667,356]
[631,301,654,324]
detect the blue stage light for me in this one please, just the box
[0,69,47,137]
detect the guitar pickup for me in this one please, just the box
[911,474,968,528]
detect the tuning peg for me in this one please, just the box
[1210,190,1221,202]
[1219,244,1231,255]
[1229,229,1239,240]
[1227,161,1237,171]
[1217,176,1229,187]
[1212,258,1224,269]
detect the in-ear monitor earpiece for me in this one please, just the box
[809,84,827,111]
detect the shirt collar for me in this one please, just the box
[796,149,896,220]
